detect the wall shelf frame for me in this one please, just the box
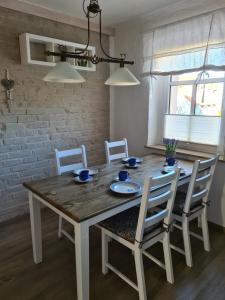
[19,33,96,72]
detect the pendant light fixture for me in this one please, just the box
[43,0,140,86]
[43,61,85,83]
[105,65,140,86]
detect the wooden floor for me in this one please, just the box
[0,209,225,300]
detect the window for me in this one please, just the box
[164,71,225,145]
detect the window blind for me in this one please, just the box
[164,114,221,145]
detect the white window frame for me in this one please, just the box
[165,72,225,150]
[168,73,225,116]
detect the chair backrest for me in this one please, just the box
[104,138,129,164]
[183,155,218,214]
[55,145,87,175]
[135,169,180,244]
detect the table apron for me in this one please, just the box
[31,192,78,227]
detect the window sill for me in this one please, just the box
[145,144,225,162]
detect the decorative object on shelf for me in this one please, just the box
[44,0,140,86]
[1,69,15,111]
[76,48,88,68]
[163,138,179,166]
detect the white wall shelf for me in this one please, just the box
[19,33,96,72]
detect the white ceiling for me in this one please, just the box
[19,0,189,26]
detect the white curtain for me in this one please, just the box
[142,10,225,76]
[143,9,225,154]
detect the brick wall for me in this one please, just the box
[0,7,110,222]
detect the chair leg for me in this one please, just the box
[182,218,193,267]
[201,209,210,252]
[58,216,63,239]
[198,216,202,228]
[134,249,147,300]
[163,233,174,284]
[101,230,109,275]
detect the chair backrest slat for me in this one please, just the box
[198,157,217,171]
[105,138,128,164]
[144,209,168,229]
[148,190,172,209]
[135,169,180,244]
[184,155,218,213]
[151,171,179,188]
[57,148,82,158]
[55,145,87,175]
[107,140,127,148]
[191,188,208,205]
[195,173,211,187]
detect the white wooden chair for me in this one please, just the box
[171,156,218,267]
[105,138,128,164]
[55,145,87,243]
[99,170,180,300]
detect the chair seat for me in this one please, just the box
[174,191,203,215]
[158,191,203,216]
[99,206,164,244]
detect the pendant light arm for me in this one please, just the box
[45,50,134,65]
[99,10,124,63]
[99,10,116,60]
[75,9,91,55]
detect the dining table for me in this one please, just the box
[23,154,193,300]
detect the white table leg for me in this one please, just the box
[75,222,90,300]
[29,191,42,264]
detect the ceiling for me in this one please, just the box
[18,0,189,26]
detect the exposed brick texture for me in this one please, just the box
[0,7,110,222]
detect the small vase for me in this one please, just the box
[165,153,176,166]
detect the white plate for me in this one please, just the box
[125,163,138,169]
[163,166,176,173]
[122,157,143,163]
[162,167,185,175]
[74,176,93,183]
[110,181,141,194]
[73,168,98,176]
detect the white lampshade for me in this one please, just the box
[43,61,86,83]
[105,67,140,86]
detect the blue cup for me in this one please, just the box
[166,157,176,166]
[128,157,136,167]
[79,169,89,181]
[119,170,129,181]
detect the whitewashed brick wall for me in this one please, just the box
[0,7,110,222]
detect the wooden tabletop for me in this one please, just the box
[23,154,193,223]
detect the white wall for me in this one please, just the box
[110,20,150,156]
[208,163,225,227]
